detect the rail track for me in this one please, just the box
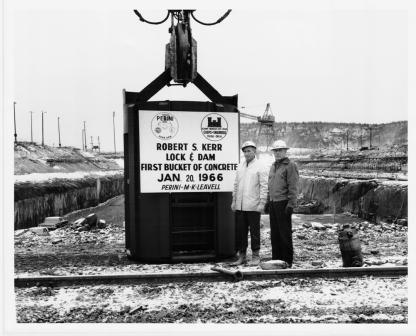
[15,265,407,288]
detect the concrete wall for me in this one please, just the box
[14,175,124,229]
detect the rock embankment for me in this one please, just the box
[298,176,407,223]
[14,142,124,229]
[14,174,124,229]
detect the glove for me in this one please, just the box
[264,202,270,214]
[285,206,293,216]
[231,203,236,212]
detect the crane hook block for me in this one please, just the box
[165,22,197,86]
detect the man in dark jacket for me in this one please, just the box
[267,140,299,267]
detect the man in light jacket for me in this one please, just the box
[231,141,268,266]
[267,140,299,268]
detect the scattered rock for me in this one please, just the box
[370,250,380,255]
[368,260,384,265]
[296,234,307,240]
[311,222,326,230]
[86,213,98,227]
[311,261,324,266]
[318,315,338,321]
[396,219,407,227]
[72,214,102,231]
[73,218,86,228]
[381,262,397,267]
[302,222,312,228]
[39,217,68,230]
[52,239,63,244]
[97,219,106,228]
[260,260,288,270]
[15,229,29,237]
[360,222,370,229]
[29,227,50,236]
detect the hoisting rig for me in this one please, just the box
[240,103,276,149]
[126,9,236,105]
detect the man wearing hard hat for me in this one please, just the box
[231,141,268,266]
[267,140,299,268]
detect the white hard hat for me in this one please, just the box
[241,140,256,150]
[271,140,289,150]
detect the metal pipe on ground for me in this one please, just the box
[211,266,244,281]
[14,266,407,288]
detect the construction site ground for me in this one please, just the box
[14,195,408,323]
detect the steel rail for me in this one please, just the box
[15,266,407,288]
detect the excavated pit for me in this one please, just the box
[14,175,124,229]
[298,176,407,222]
[14,143,407,229]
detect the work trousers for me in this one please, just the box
[235,210,261,253]
[269,200,293,265]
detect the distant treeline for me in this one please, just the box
[240,121,407,149]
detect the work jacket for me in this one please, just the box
[268,157,299,208]
[232,157,268,212]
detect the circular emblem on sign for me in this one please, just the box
[151,112,179,140]
[201,113,228,141]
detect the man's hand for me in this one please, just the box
[231,203,236,212]
[256,204,264,214]
[285,205,293,216]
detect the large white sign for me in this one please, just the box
[139,110,239,193]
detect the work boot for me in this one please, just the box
[230,251,246,266]
[249,250,261,266]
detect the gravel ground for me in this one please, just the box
[15,277,407,323]
[14,195,408,323]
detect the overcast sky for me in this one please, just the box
[5,0,410,151]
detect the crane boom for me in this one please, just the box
[239,112,259,121]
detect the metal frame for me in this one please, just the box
[123,70,239,262]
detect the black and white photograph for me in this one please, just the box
[2,0,415,335]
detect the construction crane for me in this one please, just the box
[239,103,276,149]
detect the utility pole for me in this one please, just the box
[29,111,34,143]
[83,121,87,151]
[90,136,93,150]
[57,117,62,147]
[97,136,101,153]
[113,111,117,154]
[82,129,84,150]
[13,102,17,143]
[41,111,47,146]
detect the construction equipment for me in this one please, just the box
[124,10,238,262]
[240,103,276,149]
[133,9,231,87]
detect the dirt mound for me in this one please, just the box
[14,142,122,175]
